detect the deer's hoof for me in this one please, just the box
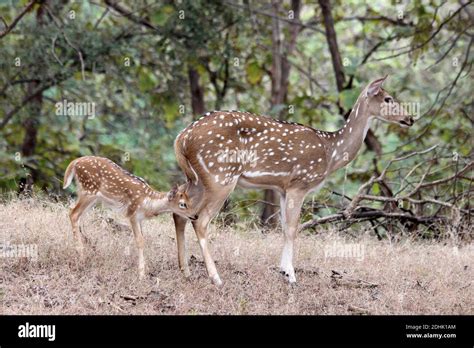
[211,274,223,287]
[182,268,191,278]
[280,269,297,284]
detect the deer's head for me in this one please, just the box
[166,184,198,220]
[364,76,414,128]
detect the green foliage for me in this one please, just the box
[245,60,264,85]
[0,0,471,228]
[339,89,359,111]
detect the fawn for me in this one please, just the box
[63,156,197,279]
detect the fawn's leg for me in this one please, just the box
[173,213,190,277]
[130,216,146,279]
[69,195,97,257]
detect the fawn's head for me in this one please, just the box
[166,184,198,220]
[364,76,415,128]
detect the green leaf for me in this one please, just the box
[245,60,263,85]
[269,104,286,116]
[339,89,359,110]
[163,101,179,128]
[151,5,174,26]
[138,67,156,92]
[372,183,380,195]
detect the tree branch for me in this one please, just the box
[0,0,38,39]
[0,83,53,129]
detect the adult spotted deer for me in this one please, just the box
[63,156,196,279]
[173,76,414,285]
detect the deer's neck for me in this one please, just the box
[327,95,373,174]
[143,191,169,215]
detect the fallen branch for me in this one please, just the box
[302,147,472,232]
[300,209,448,231]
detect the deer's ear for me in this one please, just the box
[367,75,388,97]
[167,184,179,201]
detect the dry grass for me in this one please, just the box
[1,197,472,315]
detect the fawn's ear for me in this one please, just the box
[367,75,388,97]
[167,184,179,201]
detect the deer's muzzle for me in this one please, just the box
[399,116,414,127]
[189,214,199,221]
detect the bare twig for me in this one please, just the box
[222,0,325,34]
[302,145,472,232]
[375,2,472,61]
[93,7,109,30]
[51,35,63,66]
[43,5,85,80]
[0,83,54,129]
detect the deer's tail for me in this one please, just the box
[63,159,78,189]
[174,135,199,185]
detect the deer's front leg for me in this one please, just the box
[130,216,146,280]
[173,213,190,278]
[280,189,305,284]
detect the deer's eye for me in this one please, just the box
[179,202,187,209]
[384,97,393,103]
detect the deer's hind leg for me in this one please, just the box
[69,194,97,257]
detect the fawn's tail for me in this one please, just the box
[63,159,78,189]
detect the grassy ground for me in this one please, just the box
[1,197,472,315]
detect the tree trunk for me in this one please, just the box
[19,81,41,194]
[18,3,46,194]
[318,0,345,91]
[318,0,382,156]
[318,0,394,235]
[261,0,301,228]
[188,67,205,115]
